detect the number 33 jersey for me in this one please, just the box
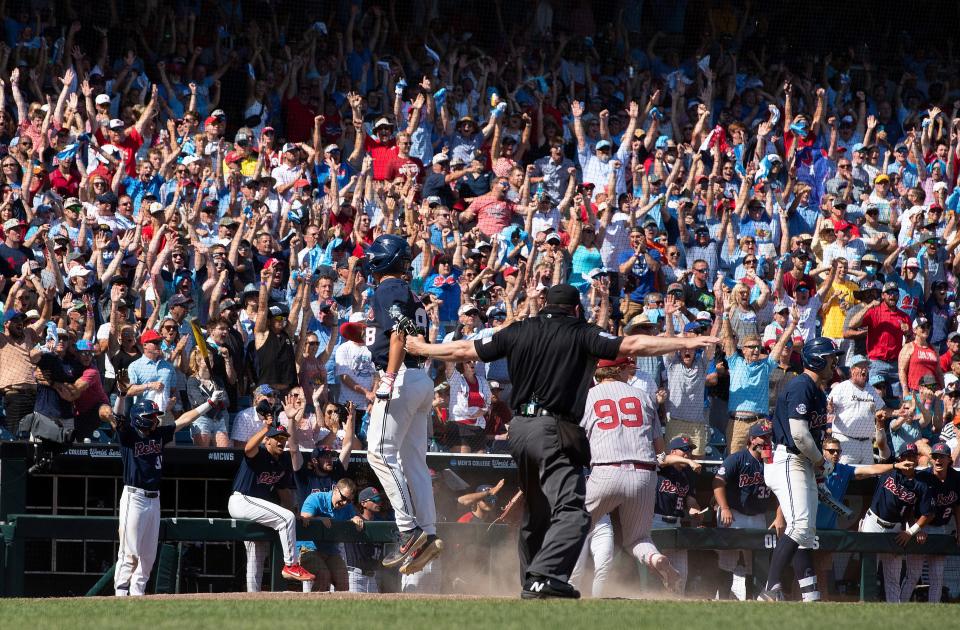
[581,380,662,464]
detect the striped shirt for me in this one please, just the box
[599,212,633,268]
[578,141,630,198]
[664,352,709,422]
[582,380,662,463]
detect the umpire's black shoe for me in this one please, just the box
[382,527,428,568]
[521,575,581,600]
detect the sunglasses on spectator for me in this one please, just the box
[693,267,708,273]
[743,344,762,350]
[824,448,841,454]
[744,259,757,265]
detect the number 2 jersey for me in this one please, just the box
[917,467,960,527]
[367,277,428,371]
[581,380,661,464]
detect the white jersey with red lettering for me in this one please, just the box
[581,380,662,464]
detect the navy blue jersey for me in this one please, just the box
[117,424,175,491]
[771,373,828,452]
[716,449,774,515]
[917,468,960,527]
[231,447,296,501]
[869,470,926,523]
[367,277,429,370]
[655,466,697,518]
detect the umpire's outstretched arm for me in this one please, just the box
[618,334,720,358]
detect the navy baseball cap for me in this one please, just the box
[310,447,336,460]
[359,487,382,503]
[255,384,275,396]
[475,485,497,505]
[897,442,919,458]
[931,442,952,457]
[749,422,772,439]
[266,425,289,439]
[683,321,707,334]
[668,436,695,452]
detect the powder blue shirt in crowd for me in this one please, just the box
[727,353,776,416]
[816,462,855,529]
[298,489,356,554]
[127,355,177,406]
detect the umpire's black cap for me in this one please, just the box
[545,284,580,306]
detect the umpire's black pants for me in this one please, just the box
[508,415,591,585]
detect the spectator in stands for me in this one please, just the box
[848,281,912,397]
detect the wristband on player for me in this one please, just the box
[906,523,921,536]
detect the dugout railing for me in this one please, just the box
[1,441,959,600]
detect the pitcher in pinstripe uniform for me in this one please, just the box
[581,356,687,593]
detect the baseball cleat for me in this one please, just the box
[652,555,682,593]
[398,535,444,575]
[382,527,428,568]
[757,588,784,602]
[281,563,315,582]
[521,576,581,600]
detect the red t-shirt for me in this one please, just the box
[939,349,953,372]
[283,97,317,143]
[781,272,816,297]
[95,128,144,177]
[861,303,911,362]
[364,136,398,181]
[49,167,81,196]
[384,155,425,184]
[469,196,517,237]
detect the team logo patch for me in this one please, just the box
[796,403,807,414]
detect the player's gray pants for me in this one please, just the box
[115,486,161,596]
[570,514,614,597]
[347,567,379,593]
[859,509,913,602]
[903,523,954,603]
[228,493,298,592]
[765,446,818,549]
[652,514,687,595]
[367,366,437,535]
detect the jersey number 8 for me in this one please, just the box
[594,397,644,430]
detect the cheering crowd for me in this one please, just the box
[1,0,960,599]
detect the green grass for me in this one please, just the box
[0,598,953,630]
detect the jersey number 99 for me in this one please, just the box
[594,397,644,430]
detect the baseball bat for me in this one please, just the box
[817,482,854,518]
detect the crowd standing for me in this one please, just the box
[3,0,960,600]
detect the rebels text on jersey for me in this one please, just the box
[771,373,828,453]
[917,468,960,527]
[118,423,176,491]
[869,470,927,523]
[655,466,696,518]
[367,277,428,370]
[232,447,296,501]
[580,380,661,464]
[716,449,775,515]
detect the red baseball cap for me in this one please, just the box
[597,357,631,369]
[140,329,162,345]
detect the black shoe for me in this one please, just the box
[382,527,428,568]
[521,576,581,600]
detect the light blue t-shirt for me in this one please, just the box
[298,489,356,554]
[727,353,777,416]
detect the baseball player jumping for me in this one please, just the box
[580,356,688,593]
[364,234,442,576]
[112,391,226,596]
[759,337,841,602]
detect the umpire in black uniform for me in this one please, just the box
[406,284,717,599]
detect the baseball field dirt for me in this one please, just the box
[0,593,952,630]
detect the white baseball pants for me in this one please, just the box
[859,509,910,602]
[585,465,660,566]
[834,433,875,465]
[115,486,161,596]
[765,446,819,549]
[903,523,954,603]
[367,366,437,535]
[228,492,297,592]
[348,567,379,593]
[570,514,615,597]
[715,510,767,600]
[652,514,687,595]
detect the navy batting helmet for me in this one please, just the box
[130,400,162,437]
[364,234,410,275]
[801,337,842,371]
